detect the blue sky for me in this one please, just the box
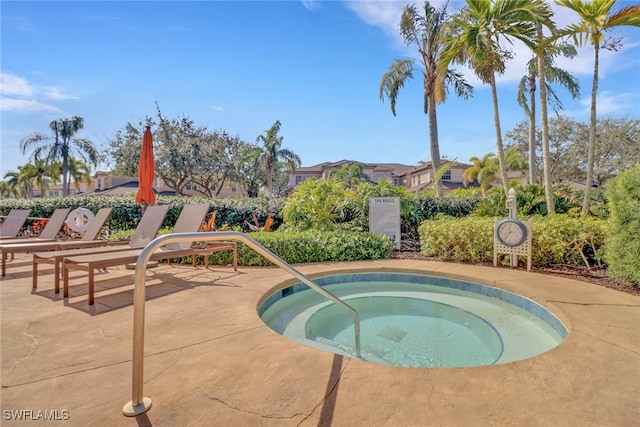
[1,0,639,179]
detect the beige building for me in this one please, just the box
[288,159,474,194]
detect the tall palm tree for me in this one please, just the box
[255,120,301,196]
[380,1,472,198]
[463,152,498,196]
[556,0,640,217]
[20,116,99,196]
[518,41,579,184]
[440,0,554,194]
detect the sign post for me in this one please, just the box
[369,197,401,250]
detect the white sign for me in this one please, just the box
[369,197,401,250]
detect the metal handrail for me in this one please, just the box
[123,231,361,417]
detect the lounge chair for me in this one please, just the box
[32,204,170,293]
[0,208,113,277]
[62,204,237,305]
[0,208,71,245]
[0,209,31,239]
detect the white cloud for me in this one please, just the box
[0,98,62,113]
[301,0,316,12]
[209,105,224,111]
[0,73,36,97]
[42,86,79,100]
[0,73,77,112]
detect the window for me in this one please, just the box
[97,179,102,190]
[442,170,451,180]
[186,183,198,191]
[48,191,60,197]
[295,175,303,184]
[231,187,237,192]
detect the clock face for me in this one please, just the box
[496,219,527,247]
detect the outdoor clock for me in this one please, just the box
[495,218,528,247]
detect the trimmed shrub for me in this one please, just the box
[419,215,607,268]
[185,231,394,266]
[0,195,285,234]
[605,164,640,284]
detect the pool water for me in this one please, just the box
[259,273,567,368]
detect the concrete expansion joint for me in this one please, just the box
[201,391,305,420]
[548,299,640,308]
[572,328,640,355]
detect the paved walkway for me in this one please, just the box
[1,254,639,426]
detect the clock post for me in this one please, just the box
[506,188,517,267]
[493,187,533,271]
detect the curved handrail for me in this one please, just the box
[123,231,361,417]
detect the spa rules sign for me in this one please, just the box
[369,197,401,250]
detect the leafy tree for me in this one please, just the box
[236,144,266,198]
[105,121,152,177]
[556,0,640,217]
[568,117,640,186]
[506,116,640,186]
[191,131,247,197]
[20,116,99,196]
[440,0,554,194]
[463,152,498,196]
[154,109,206,195]
[380,1,472,198]
[255,120,301,196]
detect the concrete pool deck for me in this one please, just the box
[1,254,639,426]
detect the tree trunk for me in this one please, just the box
[490,73,509,194]
[528,73,537,185]
[427,95,442,197]
[538,36,556,215]
[582,41,599,218]
[537,26,555,215]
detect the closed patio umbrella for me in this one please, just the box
[136,126,156,208]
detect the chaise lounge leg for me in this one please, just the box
[63,260,69,298]
[54,260,61,294]
[88,267,95,305]
[32,259,38,289]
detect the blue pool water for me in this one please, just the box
[259,272,567,368]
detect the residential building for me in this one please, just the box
[288,159,474,194]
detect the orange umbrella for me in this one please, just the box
[136,126,156,206]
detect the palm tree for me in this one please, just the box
[20,116,99,196]
[0,181,19,199]
[555,0,640,217]
[440,0,554,194]
[28,159,61,198]
[3,166,33,199]
[380,2,472,198]
[255,120,301,196]
[330,162,371,188]
[463,152,498,196]
[518,42,579,184]
[66,158,93,194]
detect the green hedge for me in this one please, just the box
[0,195,285,234]
[605,164,640,284]
[177,231,394,266]
[419,215,607,268]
